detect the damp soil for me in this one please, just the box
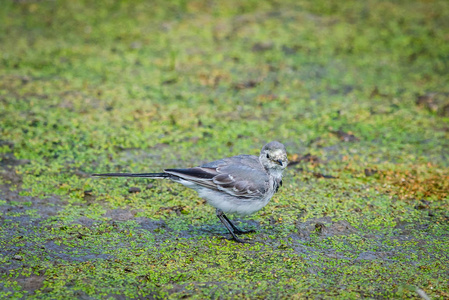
[1,1,449,298]
[1,160,447,298]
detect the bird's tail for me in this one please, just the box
[92,172,170,179]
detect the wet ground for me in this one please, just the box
[1,152,448,298]
[1,0,449,298]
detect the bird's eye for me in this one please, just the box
[266,154,270,159]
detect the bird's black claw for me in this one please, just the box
[234,229,256,235]
[232,236,253,244]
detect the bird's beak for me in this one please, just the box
[277,160,283,166]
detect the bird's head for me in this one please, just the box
[259,141,288,176]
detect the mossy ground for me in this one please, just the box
[1,0,448,299]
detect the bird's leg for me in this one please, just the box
[221,213,255,235]
[215,209,251,243]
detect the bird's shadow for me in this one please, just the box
[136,216,261,242]
[194,219,260,236]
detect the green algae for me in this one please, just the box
[1,0,448,299]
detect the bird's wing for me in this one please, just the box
[214,164,268,198]
[165,163,269,198]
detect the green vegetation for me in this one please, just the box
[1,0,448,298]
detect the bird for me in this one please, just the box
[92,141,288,243]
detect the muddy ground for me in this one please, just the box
[1,0,449,299]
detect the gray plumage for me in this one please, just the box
[93,141,288,243]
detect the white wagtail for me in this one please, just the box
[93,141,288,243]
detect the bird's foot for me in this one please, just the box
[231,236,254,244]
[233,228,256,235]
